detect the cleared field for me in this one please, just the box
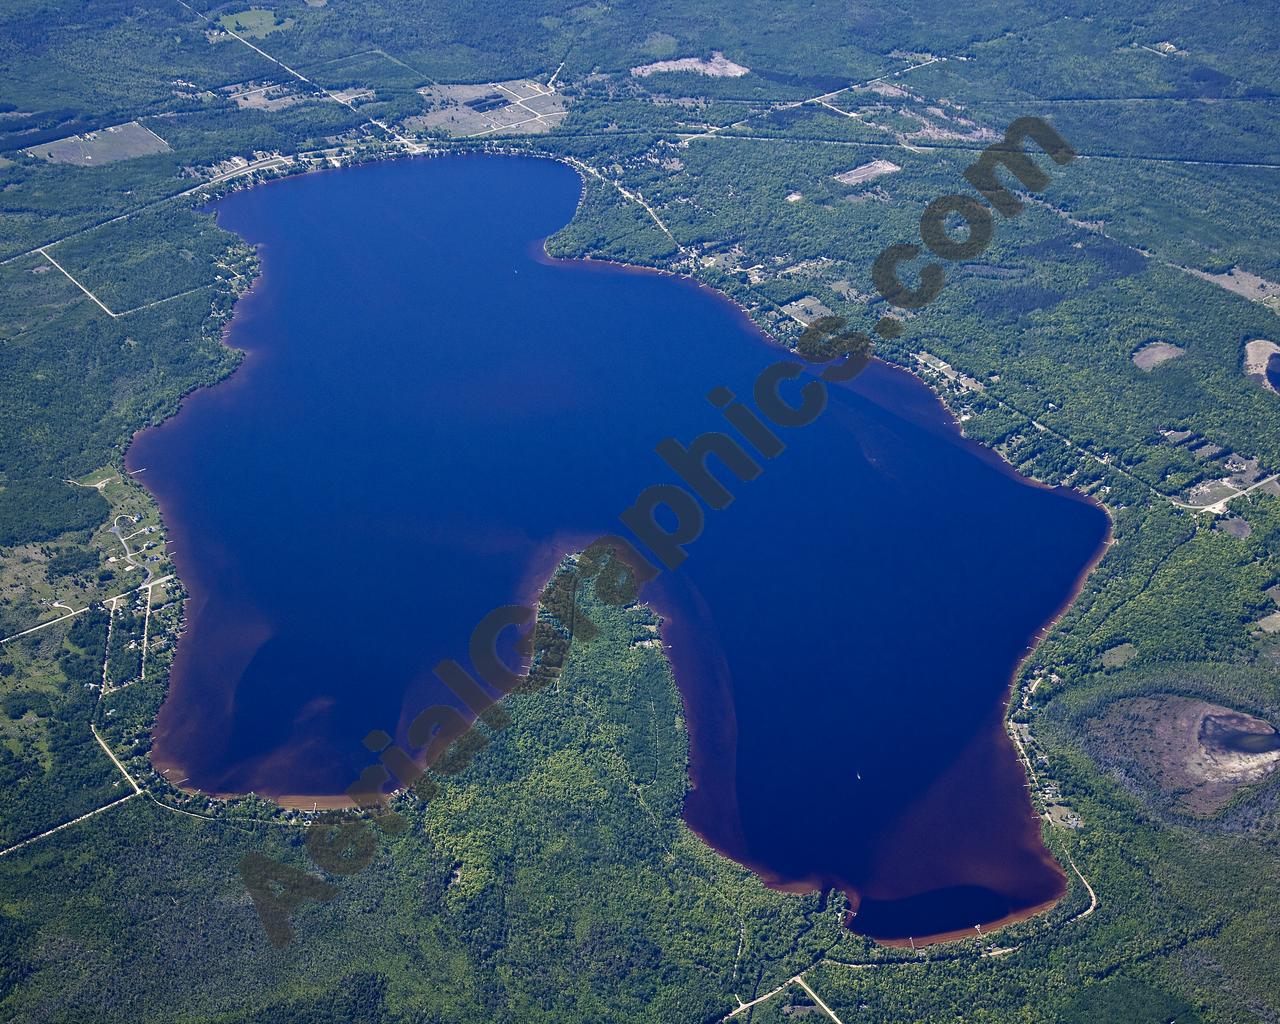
[24,121,169,166]
[407,80,568,137]
[1244,338,1280,393]
[215,8,294,39]
[780,295,834,324]
[223,82,303,112]
[1186,265,1280,313]
[833,158,900,185]
[630,52,750,78]
[1181,477,1242,506]
[1101,642,1138,667]
[1131,340,1186,371]
[1215,516,1253,539]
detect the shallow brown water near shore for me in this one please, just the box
[134,155,1109,943]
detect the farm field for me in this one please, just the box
[24,120,170,166]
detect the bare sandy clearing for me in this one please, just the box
[630,52,749,78]
[833,159,900,186]
[1185,266,1280,313]
[1243,339,1280,393]
[1132,340,1186,371]
[330,88,375,105]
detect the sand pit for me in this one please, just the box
[1243,339,1279,393]
[1132,340,1185,371]
[833,159,901,186]
[631,52,749,78]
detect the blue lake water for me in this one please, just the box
[130,155,1109,942]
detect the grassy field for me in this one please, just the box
[24,120,170,166]
[216,8,296,40]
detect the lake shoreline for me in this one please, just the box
[533,220,1112,943]
[655,358,1110,945]
[135,153,1112,945]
